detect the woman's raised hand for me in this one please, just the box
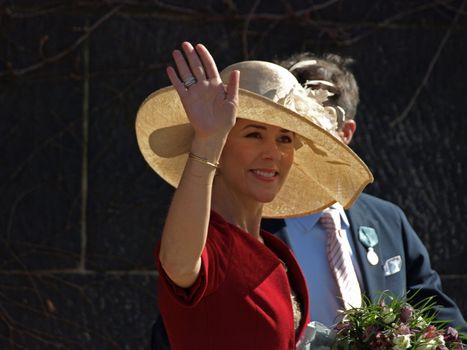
[167,42,239,143]
[160,43,239,288]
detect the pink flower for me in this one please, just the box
[400,305,414,323]
[443,327,459,342]
[397,323,412,335]
[369,331,391,350]
[423,325,440,339]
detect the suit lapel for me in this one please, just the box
[261,219,292,246]
[346,198,385,302]
[274,226,292,247]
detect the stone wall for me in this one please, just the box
[1,1,466,348]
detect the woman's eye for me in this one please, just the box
[279,134,293,143]
[245,132,262,139]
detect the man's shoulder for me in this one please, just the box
[262,193,406,231]
[354,193,402,213]
[348,193,408,225]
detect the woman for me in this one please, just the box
[135,42,372,349]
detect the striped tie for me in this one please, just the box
[320,208,362,310]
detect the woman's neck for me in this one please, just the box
[211,182,263,239]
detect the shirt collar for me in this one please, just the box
[329,202,350,227]
[285,203,350,232]
[286,212,321,233]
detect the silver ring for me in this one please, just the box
[183,76,197,88]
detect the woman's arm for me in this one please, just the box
[158,42,239,288]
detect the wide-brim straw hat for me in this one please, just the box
[135,60,373,218]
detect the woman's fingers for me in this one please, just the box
[166,66,187,96]
[226,70,240,103]
[168,42,231,105]
[172,49,195,83]
[195,44,219,80]
[170,42,222,89]
[171,42,214,88]
[182,42,206,81]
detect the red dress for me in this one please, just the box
[156,211,310,350]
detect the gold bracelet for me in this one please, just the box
[188,152,220,168]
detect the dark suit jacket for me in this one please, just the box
[263,193,466,332]
[152,193,466,349]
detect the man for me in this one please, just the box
[262,52,466,330]
[151,53,466,349]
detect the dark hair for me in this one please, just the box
[277,52,359,123]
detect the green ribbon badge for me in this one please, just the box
[358,226,379,266]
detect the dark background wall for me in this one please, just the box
[1,0,466,349]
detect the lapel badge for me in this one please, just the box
[358,226,379,266]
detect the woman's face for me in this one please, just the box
[218,118,294,204]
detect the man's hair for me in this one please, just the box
[277,52,360,122]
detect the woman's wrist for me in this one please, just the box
[190,133,228,165]
[188,153,220,168]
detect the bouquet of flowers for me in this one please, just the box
[332,292,465,350]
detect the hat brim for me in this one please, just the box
[135,86,373,218]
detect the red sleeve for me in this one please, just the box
[155,221,232,306]
[156,244,209,307]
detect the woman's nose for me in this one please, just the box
[261,140,282,160]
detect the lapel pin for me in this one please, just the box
[358,226,379,266]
